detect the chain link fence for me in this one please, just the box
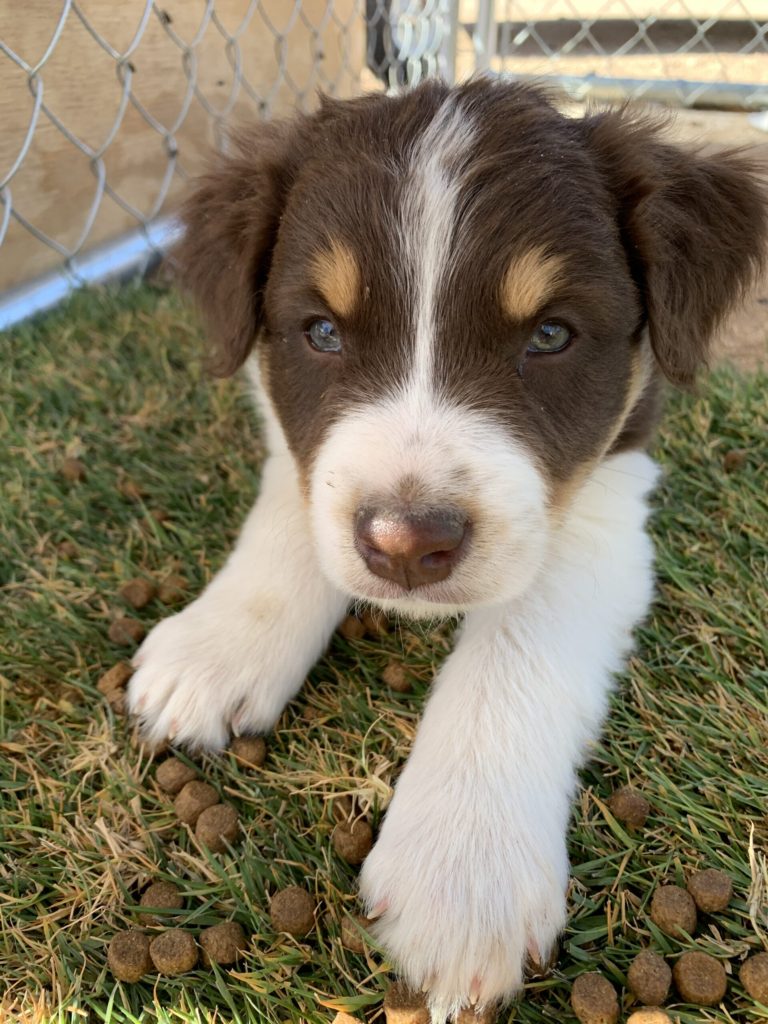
[1,0,766,328]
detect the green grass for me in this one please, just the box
[1,283,766,1024]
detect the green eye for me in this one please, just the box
[306,319,341,353]
[528,321,572,354]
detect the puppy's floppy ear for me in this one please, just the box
[583,110,767,387]
[174,120,296,376]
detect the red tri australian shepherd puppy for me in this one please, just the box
[128,78,767,1020]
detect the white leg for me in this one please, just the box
[359,452,659,1021]
[127,449,348,750]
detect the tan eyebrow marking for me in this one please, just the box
[310,240,360,319]
[500,246,567,320]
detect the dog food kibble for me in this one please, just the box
[332,1014,361,1024]
[383,981,430,1024]
[382,661,412,693]
[627,950,672,1006]
[571,972,620,1024]
[97,662,133,696]
[686,868,732,913]
[149,928,198,975]
[158,574,187,605]
[199,921,248,966]
[332,819,374,865]
[340,913,370,953]
[338,615,366,641]
[174,780,219,825]
[270,886,316,937]
[156,757,197,795]
[362,607,389,635]
[108,616,146,646]
[650,885,697,937]
[229,735,267,767]
[60,456,87,482]
[608,786,650,829]
[723,448,748,472]
[107,929,152,982]
[195,803,240,852]
[456,1006,497,1023]
[739,952,768,1003]
[119,578,157,610]
[139,881,184,923]
[673,951,727,1005]
[626,1011,672,1024]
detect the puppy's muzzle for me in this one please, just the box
[355,505,470,590]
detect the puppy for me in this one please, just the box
[128,79,766,1019]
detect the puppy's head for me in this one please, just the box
[177,80,766,617]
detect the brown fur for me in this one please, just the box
[174,80,767,486]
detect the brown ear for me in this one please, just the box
[174,120,296,376]
[584,110,767,387]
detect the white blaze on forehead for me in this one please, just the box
[400,96,476,393]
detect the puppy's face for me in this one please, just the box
[178,81,766,617]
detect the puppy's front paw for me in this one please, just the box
[358,797,568,1021]
[127,592,310,750]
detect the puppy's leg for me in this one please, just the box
[359,451,659,1020]
[127,449,347,750]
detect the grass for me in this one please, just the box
[0,282,766,1024]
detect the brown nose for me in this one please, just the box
[355,506,470,590]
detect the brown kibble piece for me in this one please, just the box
[382,661,412,693]
[119,578,157,610]
[107,929,152,982]
[361,608,389,635]
[332,819,373,865]
[156,757,197,795]
[97,662,133,695]
[195,803,240,852]
[149,928,198,975]
[626,1011,673,1024]
[456,1006,497,1023]
[60,457,86,482]
[526,940,559,978]
[139,881,184,923]
[723,448,748,472]
[340,913,370,954]
[199,921,248,966]
[383,981,430,1024]
[687,868,732,913]
[230,735,267,767]
[650,885,697,937]
[338,615,366,641]
[627,950,672,1006]
[740,952,768,1003]
[57,540,79,558]
[108,617,146,646]
[673,951,727,1005]
[174,780,219,825]
[270,886,316,937]
[332,1014,361,1024]
[158,574,187,605]
[571,972,620,1024]
[118,477,145,501]
[608,786,650,829]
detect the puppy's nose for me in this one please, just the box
[355,506,469,589]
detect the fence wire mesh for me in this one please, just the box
[0,0,766,325]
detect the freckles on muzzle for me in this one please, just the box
[354,503,472,590]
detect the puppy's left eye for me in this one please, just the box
[306,318,342,354]
[528,321,572,354]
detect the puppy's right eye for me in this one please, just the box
[305,319,342,354]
